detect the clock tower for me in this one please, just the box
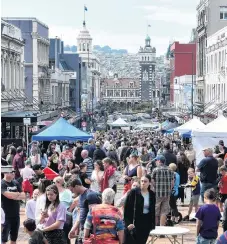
[138,35,156,102]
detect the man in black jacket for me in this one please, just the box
[93,142,106,161]
[162,142,177,166]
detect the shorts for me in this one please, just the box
[196,235,216,244]
[220,194,227,203]
[190,194,200,205]
[155,196,170,217]
[2,216,20,242]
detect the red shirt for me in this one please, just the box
[219,174,227,194]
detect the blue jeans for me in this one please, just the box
[196,235,216,244]
[200,183,217,202]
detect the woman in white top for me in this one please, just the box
[30,147,41,166]
[35,179,52,225]
[90,160,104,192]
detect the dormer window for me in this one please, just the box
[129,82,134,88]
[115,82,120,88]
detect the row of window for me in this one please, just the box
[197,6,227,26]
[206,48,227,73]
[51,85,69,104]
[78,43,90,52]
[114,82,135,88]
[142,56,150,61]
[106,90,140,97]
[206,83,227,102]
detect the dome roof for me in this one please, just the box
[145,35,151,41]
[77,22,92,40]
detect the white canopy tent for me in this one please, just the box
[174,118,205,134]
[192,115,227,164]
[111,118,129,127]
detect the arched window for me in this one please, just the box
[145,56,146,61]
[83,43,86,51]
[142,57,144,61]
[147,57,149,61]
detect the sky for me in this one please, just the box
[1,0,199,55]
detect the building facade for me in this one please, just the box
[170,42,196,107]
[174,75,196,113]
[205,25,227,112]
[77,21,101,113]
[4,18,51,109]
[101,74,140,110]
[196,0,227,107]
[138,36,156,102]
[1,20,25,112]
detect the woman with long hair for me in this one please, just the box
[123,154,142,194]
[177,151,191,204]
[63,159,75,180]
[40,184,67,244]
[101,157,121,193]
[54,176,73,244]
[124,175,156,244]
[90,160,104,192]
[35,179,52,224]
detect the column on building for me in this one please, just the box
[32,21,39,102]
[4,52,8,90]
[1,51,5,87]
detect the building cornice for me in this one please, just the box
[2,17,49,29]
[206,38,227,54]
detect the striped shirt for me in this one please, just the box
[83,157,94,178]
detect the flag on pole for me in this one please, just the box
[84,5,88,11]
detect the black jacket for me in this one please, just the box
[124,188,156,231]
[93,148,106,161]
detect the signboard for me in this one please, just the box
[81,121,87,127]
[23,118,31,125]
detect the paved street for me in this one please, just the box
[14,206,224,244]
[9,185,222,244]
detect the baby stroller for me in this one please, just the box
[166,187,183,226]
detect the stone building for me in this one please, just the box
[138,35,156,102]
[101,74,140,110]
[1,19,25,112]
[196,0,227,109]
[77,21,101,113]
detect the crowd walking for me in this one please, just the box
[1,130,227,244]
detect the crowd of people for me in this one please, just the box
[1,129,227,244]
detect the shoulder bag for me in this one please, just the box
[124,191,137,244]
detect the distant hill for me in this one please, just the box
[64,45,128,54]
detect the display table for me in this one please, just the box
[148,226,190,244]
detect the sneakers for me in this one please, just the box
[182,215,189,221]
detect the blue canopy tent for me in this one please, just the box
[32,117,93,141]
[182,131,192,138]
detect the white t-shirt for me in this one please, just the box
[20,167,35,180]
[35,194,46,224]
[1,208,5,224]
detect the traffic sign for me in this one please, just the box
[81,121,87,127]
[77,108,81,113]
[23,118,31,125]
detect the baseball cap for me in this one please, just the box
[155,155,166,164]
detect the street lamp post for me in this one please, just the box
[172,52,194,118]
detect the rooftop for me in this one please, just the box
[2,17,49,28]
